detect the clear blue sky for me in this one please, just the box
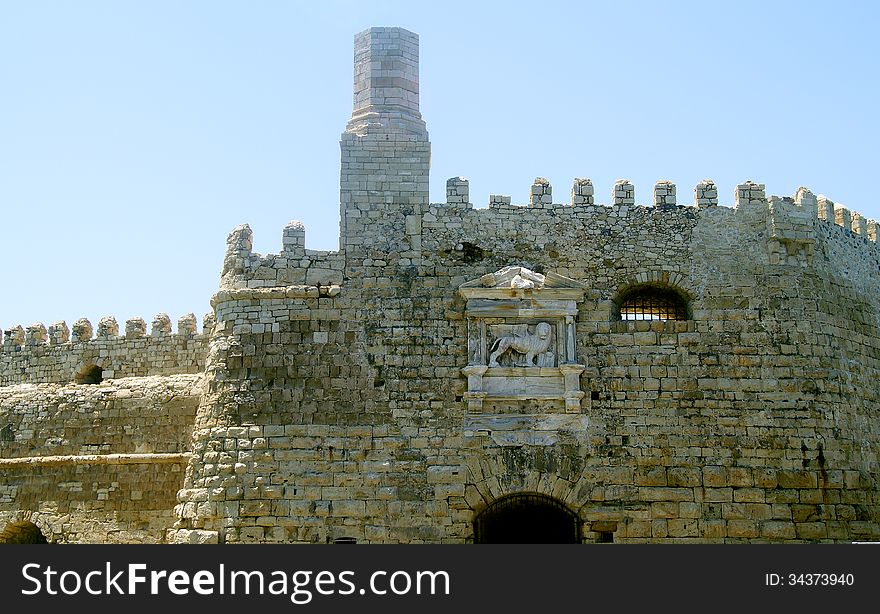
[2,1,879,332]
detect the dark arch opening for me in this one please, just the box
[615,284,689,321]
[75,364,103,384]
[0,521,48,544]
[474,493,581,544]
[332,537,357,544]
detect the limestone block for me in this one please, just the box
[694,179,718,207]
[48,321,70,345]
[178,313,197,337]
[25,323,47,346]
[151,313,172,337]
[71,318,93,342]
[613,179,634,206]
[97,316,119,339]
[125,317,147,339]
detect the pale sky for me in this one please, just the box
[2,1,878,331]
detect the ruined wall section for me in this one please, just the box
[0,374,202,543]
[0,375,202,458]
[220,221,345,290]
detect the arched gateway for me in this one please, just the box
[474,494,582,544]
[0,521,48,544]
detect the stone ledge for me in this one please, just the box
[212,285,342,307]
[0,453,191,468]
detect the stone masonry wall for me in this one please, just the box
[0,313,210,386]
[165,27,880,544]
[171,175,880,543]
[0,374,202,542]
[3,27,880,544]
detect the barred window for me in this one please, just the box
[617,286,688,321]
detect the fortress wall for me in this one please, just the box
[815,218,880,299]
[0,374,201,543]
[220,221,346,290]
[0,316,210,386]
[421,199,699,290]
[173,289,391,544]
[0,374,202,458]
[0,457,189,543]
[6,27,880,543]
[171,186,880,543]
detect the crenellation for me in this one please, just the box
[530,177,552,207]
[0,314,210,386]
[571,178,594,205]
[177,313,198,337]
[151,313,172,337]
[25,323,47,346]
[794,186,818,210]
[817,195,834,222]
[852,212,868,237]
[446,177,469,204]
[653,180,676,206]
[613,179,635,206]
[735,181,766,208]
[694,180,718,207]
[2,326,24,350]
[97,316,119,339]
[219,221,346,290]
[3,26,879,545]
[71,318,93,343]
[834,204,852,231]
[48,321,69,346]
[281,220,306,257]
[125,317,147,339]
[222,224,254,288]
[812,194,877,243]
[202,313,216,337]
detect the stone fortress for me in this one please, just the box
[1,27,879,544]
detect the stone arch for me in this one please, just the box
[473,492,582,543]
[0,520,48,544]
[74,361,105,384]
[0,511,59,543]
[612,270,695,320]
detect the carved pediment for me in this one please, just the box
[459,266,587,301]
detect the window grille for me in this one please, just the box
[618,287,687,321]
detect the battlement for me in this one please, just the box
[0,312,211,386]
[433,176,879,242]
[3,25,879,547]
[220,221,345,290]
[220,173,880,297]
